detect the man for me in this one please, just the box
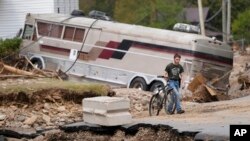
[164,53,185,114]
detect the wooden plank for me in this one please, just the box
[204,85,217,96]
[187,73,206,92]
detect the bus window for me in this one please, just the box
[74,28,85,42]
[37,21,63,38]
[37,22,51,36]
[63,26,75,41]
[50,24,63,38]
[63,26,85,42]
[22,24,33,40]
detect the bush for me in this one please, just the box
[0,37,22,58]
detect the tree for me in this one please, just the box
[113,0,184,29]
[79,0,115,16]
[232,9,250,41]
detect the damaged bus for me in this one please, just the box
[20,13,233,91]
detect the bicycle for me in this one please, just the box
[149,76,177,116]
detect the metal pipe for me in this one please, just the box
[198,0,205,36]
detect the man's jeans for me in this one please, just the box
[168,80,182,112]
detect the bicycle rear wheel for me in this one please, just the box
[149,94,162,116]
[164,90,177,114]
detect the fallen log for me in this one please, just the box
[0,62,42,77]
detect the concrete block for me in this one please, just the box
[82,96,132,126]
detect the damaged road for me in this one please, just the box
[0,77,250,140]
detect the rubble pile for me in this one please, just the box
[228,52,250,98]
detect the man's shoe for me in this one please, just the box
[177,110,185,114]
[166,110,173,115]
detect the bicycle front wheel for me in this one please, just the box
[164,90,177,114]
[149,94,162,116]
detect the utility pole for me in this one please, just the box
[222,0,227,42]
[227,0,231,42]
[198,0,205,36]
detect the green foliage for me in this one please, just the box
[114,0,184,29]
[232,9,250,40]
[79,0,250,42]
[0,78,110,96]
[79,0,184,29]
[0,37,22,58]
[79,0,115,16]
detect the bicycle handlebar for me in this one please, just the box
[157,75,168,78]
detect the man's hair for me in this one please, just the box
[174,53,181,59]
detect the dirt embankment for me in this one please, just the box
[0,78,196,141]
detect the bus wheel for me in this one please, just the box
[129,77,148,91]
[150,81,164,92]
[30,58,43,69]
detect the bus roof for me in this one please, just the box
[27,13,216,45]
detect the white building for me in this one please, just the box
[0,0,79,39]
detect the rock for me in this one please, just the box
[34,104,44,111]
[22,124,31,129]
[16,115,26,122]
[23,115,38,125]
[52,95,61,100]
[0,114,6,121]
[42,109,49,114]
[22,105,28,109]
[32,135,44,141]
[141,98,149,106]
[134,104,143,112]
[0,121,4,126]
[59,118,65,122]
[57,106,66,112]
[44,103,50,110]
[10,105,18,111]
[42,114,51,124]
[8,112,15,121]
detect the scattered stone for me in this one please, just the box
[32,135,44,141]
[57,106,66,112]
[22,124,31,129]
[23,115,37,125]
[0,114,6,121]
[16,115,26,122]
[42,114,51,124]
[10,105,18,111]
[42,109,48,114]
[52,95,61,100]
[43,103,50,110]
[22,105,28,109]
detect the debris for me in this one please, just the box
[0,60,62,80]
[0,62,41,77]
[187,73,206,92]
[57,106,66,112]
[42,114,51,124]
[187,72,230,102]
[23,115,38,125]
[0,113,6,121]
[204,85,217,96]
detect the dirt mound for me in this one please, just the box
[0,88,102,106]
[45,126,194,141]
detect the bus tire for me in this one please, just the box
[129,77,148,90]
[30,58,43,69]
[150,81,164,92]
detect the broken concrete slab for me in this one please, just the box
[82,96,132,126]
[0,127,37,139]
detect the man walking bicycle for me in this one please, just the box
[164,53,185,114]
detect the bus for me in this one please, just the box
[20,13,233,92]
